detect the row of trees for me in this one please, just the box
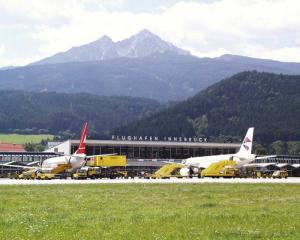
[0,90,162,135]
[255,141,300,155]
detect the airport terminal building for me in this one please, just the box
[43,138,239,174]
[46,138,240,160]
[0,136,300,176]
[44,138,300,176]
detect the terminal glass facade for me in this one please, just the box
[71,142,238,160]
[253,155,300,165]
[0,152,60,162]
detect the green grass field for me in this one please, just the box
[0,184,299,240]
[0,134,54,144]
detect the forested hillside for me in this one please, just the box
[0,91,162,137]
[112,71,300,145]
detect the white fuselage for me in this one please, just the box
[182,154,255,169]
[41,154,85,172]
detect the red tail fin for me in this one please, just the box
[74,122,88,155]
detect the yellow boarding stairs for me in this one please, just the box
[151,163,183,179]
[201,160,237,178]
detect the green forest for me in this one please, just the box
[112,71,300,154]
[0,90,162,137]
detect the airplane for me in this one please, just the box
[179,127,274,176]
[0,122,89,174]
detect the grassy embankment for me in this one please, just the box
[0,184,299,240]
[0,134,54,144]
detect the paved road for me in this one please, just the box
[0,177,300,185]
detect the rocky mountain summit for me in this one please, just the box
[31,29,190,65]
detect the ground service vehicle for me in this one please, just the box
[72,169,88,179]
[219,166,240,178]
[272,170,288,179]
[86,168,97,179]
[201,160,239,178]
[93,168,125,179]
[18,170,37,179]
[36,172,58,180]
[71,167,130,179]
[87,155,127,167]
[85,155,127,179]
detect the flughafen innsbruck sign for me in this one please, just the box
[111,135,208,143]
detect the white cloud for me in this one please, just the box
[240,44,300,62]
[191,48,233,58]
[1,0,300,66]
[0,45,5,55]
[0,55,41,67]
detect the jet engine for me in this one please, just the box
[180,166,201,177]
[179,167,191,177]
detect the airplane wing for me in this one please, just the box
[235,155,277,167]
[0,163,37,169]
[255,155,277,160]
[27,161,40,166]
[1,161,16,165]
[162,161,184,166]
[0,163,54,172]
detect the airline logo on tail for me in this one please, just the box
[74,122,88,155]
[236,127,254,157]
[242,136,252,151]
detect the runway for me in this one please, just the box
[0,177,300,185]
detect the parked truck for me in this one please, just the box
[18,170,37,179]
[87,155,127,167]
[72,166,131,180]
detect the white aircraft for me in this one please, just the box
[0,122,89,173]
[179,127,270,176]
[41,122,88,172]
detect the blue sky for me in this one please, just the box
[1,0,300,67]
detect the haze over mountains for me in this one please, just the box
[1,30,300,102]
